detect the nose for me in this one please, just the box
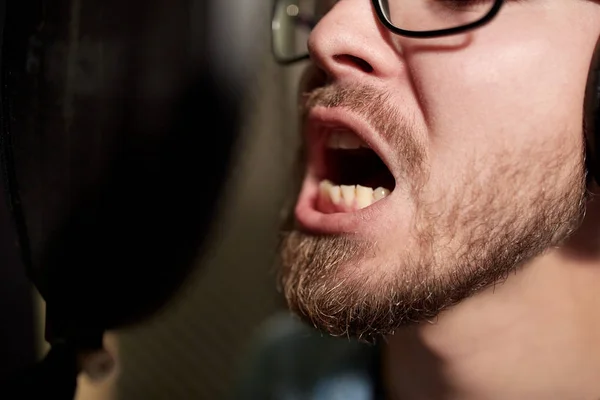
[307,0,401,82]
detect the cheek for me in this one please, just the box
[409,20,594,188]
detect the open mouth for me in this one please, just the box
[315,128,396,214]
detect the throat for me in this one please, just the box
[381,260,600,400]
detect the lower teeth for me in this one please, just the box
[319,179,390,210]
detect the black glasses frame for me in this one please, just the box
[272,0,505,65]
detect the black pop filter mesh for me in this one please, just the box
[0,0,239,339]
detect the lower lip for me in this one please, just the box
[294,175,390,234]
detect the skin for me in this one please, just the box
[278,0,600,398]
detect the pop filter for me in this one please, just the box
[0,0,240,396]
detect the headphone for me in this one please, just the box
[585,37,600,186]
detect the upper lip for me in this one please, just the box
[303,106,396,184]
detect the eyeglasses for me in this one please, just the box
[271,0,504,65]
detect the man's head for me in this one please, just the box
[276,0,600,341]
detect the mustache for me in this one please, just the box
[301,83,426,182]
[301,83,392,121]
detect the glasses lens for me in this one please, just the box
[378,0,496,33]
[272,0,318,62]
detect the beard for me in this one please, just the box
[277,82,588,343]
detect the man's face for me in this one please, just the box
[278,0,600,340]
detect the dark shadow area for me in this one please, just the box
[0,184,36,380]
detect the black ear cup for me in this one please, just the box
[584,38,600,185]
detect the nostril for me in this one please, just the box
[333,54,374,73]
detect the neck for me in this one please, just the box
[383,196,600,400]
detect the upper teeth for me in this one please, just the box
[327,129,369,149]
